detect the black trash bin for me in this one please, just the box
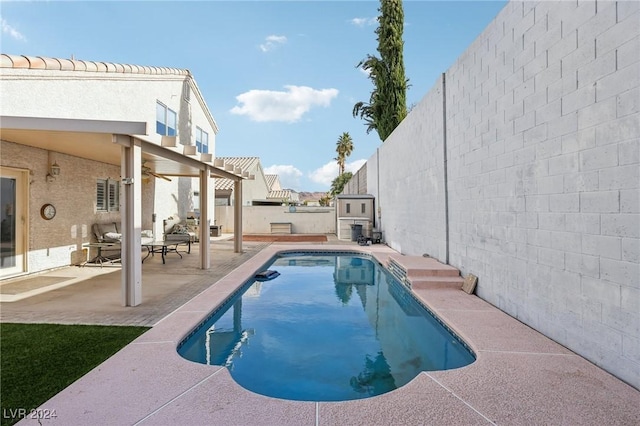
[350,224,363,241]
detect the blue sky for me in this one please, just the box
[1,0,506,192]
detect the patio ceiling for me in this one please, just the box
[1,117,242,179]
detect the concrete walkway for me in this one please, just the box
[0,237,272,326]
[2,239,639,425]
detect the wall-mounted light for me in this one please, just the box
[50,162,61,176]
[46,151,61,182]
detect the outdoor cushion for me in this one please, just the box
[171,224,189,234]
[103,232,122,242]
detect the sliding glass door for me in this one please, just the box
[0,167,27,278]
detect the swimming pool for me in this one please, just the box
[178,252,475,401]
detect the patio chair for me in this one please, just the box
[89,222,123,264]
[163,216,197,243]
[91,222,154,252]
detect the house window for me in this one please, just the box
[361,203,366,214]
[156,101,177,137]
[96,179,119,212]
[346,203,351,214]
[193,191,200,211]
[196,127,209,154]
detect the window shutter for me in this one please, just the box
[108,180,119,211]
[96,180,107,211]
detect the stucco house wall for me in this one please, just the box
[362,0,639,388]
[1,59,219,275]
[1,67,216,151]
[237,163,270,205]
[0,140,157,269]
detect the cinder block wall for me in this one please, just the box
[376,76,448,260]
[343,163,368,195]
[364,0,639,388]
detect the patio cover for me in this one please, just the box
[1,115,246,306]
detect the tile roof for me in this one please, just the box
[265,174,281,191]
[214,157,261,190]
[268,190,299,201]
[214,179,235,191]
[217,157,260,171]
[0,54,191,76]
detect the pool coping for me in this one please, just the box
[17,244,640,426]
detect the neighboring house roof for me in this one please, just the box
[265,174,281,191]
[0,53,219,133]
[268,189,299,202]
[214,157,261,191]
[217,157,260,171]
[215,182,234,191]
[213,156,299,203]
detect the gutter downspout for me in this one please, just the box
[376,147,381,232]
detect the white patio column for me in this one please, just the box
[233,178,242,253]
[199,168,210,269]
[120,137,142,307]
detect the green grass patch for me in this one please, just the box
[0,323,149,426]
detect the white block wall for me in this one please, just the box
[365,0,639,389]
[215,205,336,234]
[376,78,448,260]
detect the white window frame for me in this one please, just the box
[193,190,200,212]
[97,178,119,212]
[196,127,209,154]
[156,101,177,137]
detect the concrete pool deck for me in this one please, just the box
[9,242,640,425]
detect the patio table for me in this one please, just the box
[142,239,191,264]
[83,242,121,267]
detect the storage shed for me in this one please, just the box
[335,194,375,241]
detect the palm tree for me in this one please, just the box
[319,193,332,206]
[335,132,354,175]
[330,172,353,197]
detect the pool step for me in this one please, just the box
[388,255,463,290]
[409,276,465,289]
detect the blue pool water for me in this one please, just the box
[178,252,475,401]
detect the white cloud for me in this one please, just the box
[309,162,338,186]
[309,159,367,187]
[350,17,376,27]
[259,34,287,52]
[264,165,303,190]
[230,85,339,123]
[1,18,26,41]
